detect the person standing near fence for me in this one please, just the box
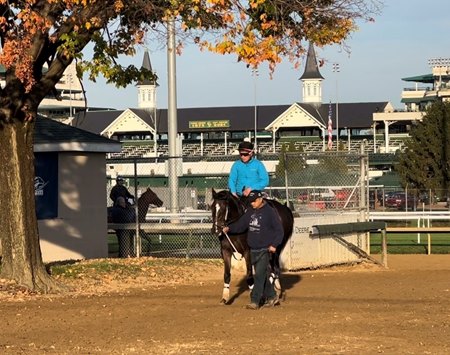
[222,190,283,310]
[110,196,136,258]
[228,141,269,198]
[110,177,135,205]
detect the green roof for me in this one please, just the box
[401,74,434,83]
[370,172,401,187]
[400,96,437,103]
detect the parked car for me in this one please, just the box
[418,192,443,205]
[385,192,417,210]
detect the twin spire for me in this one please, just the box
[137,50,158,110]
[137,43,323,110]
[299,43,323,106]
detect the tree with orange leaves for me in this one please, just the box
[0,0,382,292]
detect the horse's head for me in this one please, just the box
[211,189,244,237]
[139,188,163,207]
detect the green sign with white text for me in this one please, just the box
[189,120,230,129]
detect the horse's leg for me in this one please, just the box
[270,252,283,298]
[243,248,254,292]
[220,246,232,304]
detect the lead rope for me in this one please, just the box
[216,202,243,261]
[223,230,243,261]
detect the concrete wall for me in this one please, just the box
[39,152,108,262]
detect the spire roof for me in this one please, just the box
[299,43,324,80]
[138,50,158,86]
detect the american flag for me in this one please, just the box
[327,102,333,150]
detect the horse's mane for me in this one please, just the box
[213,190,245,216]
[214,189,231,201]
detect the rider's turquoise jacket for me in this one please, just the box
[228,157,269,195]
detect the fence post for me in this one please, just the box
[381,227,388,268]
[133,158,141,257]
[284,151,290,206]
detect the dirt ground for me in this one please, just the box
[1,255,450,354]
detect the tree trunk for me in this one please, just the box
[0,119,61,292]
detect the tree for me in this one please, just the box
[0,0,382,292]
[397,101,450,198]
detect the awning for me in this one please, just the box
[401,96,437,103]
[370,172,402,187]
[401,74,434,83]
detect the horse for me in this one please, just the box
[108,188,163,258]
[211,189,294,304]
[137,188,163,222]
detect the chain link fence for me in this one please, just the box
[368,187,450,212]
[105,151,450,258]
[269,150,367,213]
[106,150,369,259]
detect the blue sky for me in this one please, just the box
[83,1,450,110]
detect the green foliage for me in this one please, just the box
[397,101,450,193]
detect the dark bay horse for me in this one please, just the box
[211,189,294,304]
[108,188,163,258]
[137,188,163,222]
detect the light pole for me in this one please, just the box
[332,63,340,151]
[252,68,259,152]
[428,57,450,92]
[167,18,179,213]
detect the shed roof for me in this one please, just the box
[34,116,121,153]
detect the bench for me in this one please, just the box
[312,221,388,268]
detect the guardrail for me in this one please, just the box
[369,211,450,221]
[369,212,450,255]
[145,211,211,223]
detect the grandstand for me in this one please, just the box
[108,135,409,160]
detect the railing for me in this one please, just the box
[145,210,211,223]
[369,211,450,222]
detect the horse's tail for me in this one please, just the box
[265,199,294,250]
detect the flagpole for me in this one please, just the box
[333,63,340,151]
[327,102,333,150]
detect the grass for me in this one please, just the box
[107,232,221,258]
[49,257,223,280]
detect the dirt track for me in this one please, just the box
[1,255,450,354]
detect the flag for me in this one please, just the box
[327,102,333,150]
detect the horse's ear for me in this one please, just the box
[212,188,218,199]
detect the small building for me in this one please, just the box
[34,116,121,262]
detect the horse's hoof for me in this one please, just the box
[220,298,229,305]
[274,278,281,291]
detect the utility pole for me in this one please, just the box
[167,19,179,212]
